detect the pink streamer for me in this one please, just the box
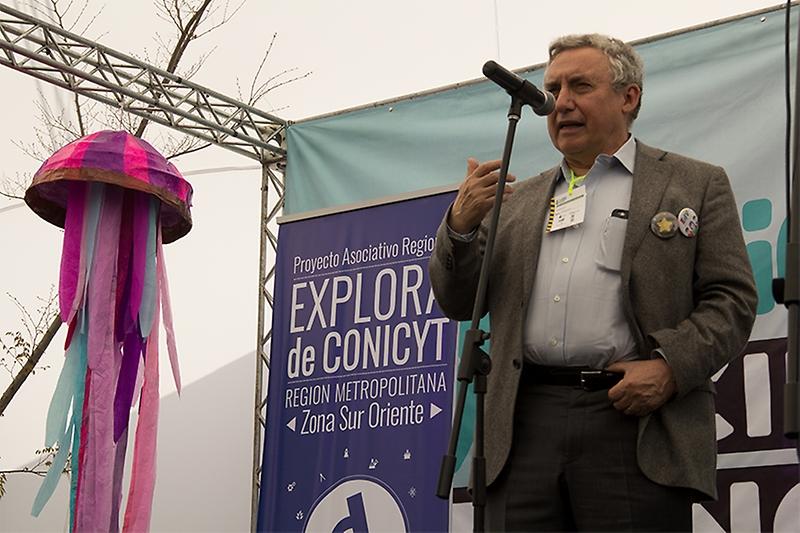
[74,186,123,531]
[157,233,181,394]
[63,180,97,327]
[59,181,87,322]
[72,370,91,532]
[122,244,161,533]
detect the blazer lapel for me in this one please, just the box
[621,142,672,281]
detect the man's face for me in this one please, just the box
[543,47,639,169]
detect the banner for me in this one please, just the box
[257,192,458,532]
[697,338,799,531]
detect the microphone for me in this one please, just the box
[482,60,555,116]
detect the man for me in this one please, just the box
[429,34,757,531]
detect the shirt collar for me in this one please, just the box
[614,135,636,174]
[559,135,637,180]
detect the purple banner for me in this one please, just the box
[258,192,458,532]
[698,338,799,532]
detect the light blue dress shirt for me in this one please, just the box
[524,136,638,368]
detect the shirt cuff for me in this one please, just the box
[652,347,669,365]
[446,223,478,243]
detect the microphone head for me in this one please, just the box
[482,60,500,78]
[534,90,556,116]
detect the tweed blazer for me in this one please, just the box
[429,141,758,500]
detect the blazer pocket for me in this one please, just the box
[595,216,627,271]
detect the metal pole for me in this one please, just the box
[251,160,270,531]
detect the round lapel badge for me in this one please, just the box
[650,211,678,239]
[677,207,698,237]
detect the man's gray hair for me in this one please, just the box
[548,34,644,121]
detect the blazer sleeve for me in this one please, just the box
[428,207,488,322]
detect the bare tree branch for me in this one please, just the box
[0,289,58,379]
[236,32,312,108]
[180,46,216,80]
[0,290,60,417]
[248,32,277,100]
[193,0,245,40]
[0,446,70,500]
[166,141,212,160]
[0,173,28,201]
[134,0,213,138]
[0,318,61,416]
[258,69,312,104]
[0,191,23,201]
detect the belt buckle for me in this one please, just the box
[579,370,603,391]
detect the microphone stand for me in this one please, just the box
[437,94,524,532]
[780,8,799,449]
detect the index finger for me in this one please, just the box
[466,157,480,175]
[471,159,503,178]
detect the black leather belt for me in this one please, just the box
[523,364,623,391]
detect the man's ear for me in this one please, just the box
[621,84,641,114]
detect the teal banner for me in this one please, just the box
[286,8,796,342]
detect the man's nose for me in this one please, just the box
[554,88,574,111]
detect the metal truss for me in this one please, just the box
[0,2,286,162]
[251,159,283,530]
[0,3,281,530]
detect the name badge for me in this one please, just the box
[547,185,586,232]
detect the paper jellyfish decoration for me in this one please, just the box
[24,130,192,531]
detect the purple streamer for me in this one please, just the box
[109,425,128,533]
[115,190,135,342]
[113,331,143,443]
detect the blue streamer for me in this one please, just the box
[31,318,88,518]
[138,197,158,338]
[68,326,88,530]
[78,183,105,333]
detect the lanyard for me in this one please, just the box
[568,168,586,195]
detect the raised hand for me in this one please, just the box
[448,157,516,234]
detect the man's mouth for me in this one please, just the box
[558,121,584,132]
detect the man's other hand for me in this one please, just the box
[606,358,677,417]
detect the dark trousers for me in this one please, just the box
[485,372,693,532]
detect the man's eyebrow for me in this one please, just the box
[544,73,591,86]
[568,74,591,83]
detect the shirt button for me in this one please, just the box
[553,295,561,302]
[561,257,569,263]
[549,338,558,347]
